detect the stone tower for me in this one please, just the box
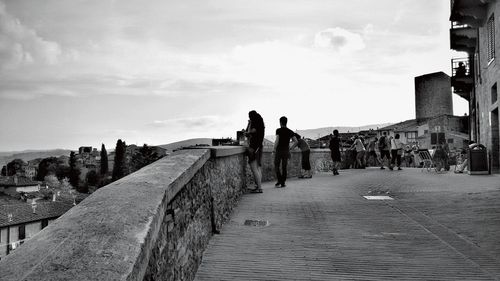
[415,72,453,120]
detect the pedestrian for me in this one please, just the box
[273,116,298,187]
[350,135,366,168]
[290,134,312,178]
[403,145,413,167]
[329,129,341,175]
[390,133,403,170]
[245,110,265,193]
[365,137,380,167]
[378,132,391,170]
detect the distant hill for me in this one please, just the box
[158,138,213,152]
[0,149,73,165]
[265,123,393,142]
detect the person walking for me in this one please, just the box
[245,110,265,193]
[378,132,391,170]
[390,133,403,170]
[291,133,312,178]
[329,129,342,175]
[365,137,381,167]
[350,135,366,169]
[274,116,298,187]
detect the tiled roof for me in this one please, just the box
[0,176,40,187]
[0,200,73,227]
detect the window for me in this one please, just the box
[492,83,498,103]
[448,139,454,144]
[41,219,48,229]
[18,225,25,244]
[431,133,446,145]
[487,15,495,63]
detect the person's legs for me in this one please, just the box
[274,153,282,185]
[396,154,402,169]
[249,160,262,189]
[281,152,288,186]
[302,150,312,177]
[390,150,397,170]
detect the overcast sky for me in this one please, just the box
[0,0,467,151]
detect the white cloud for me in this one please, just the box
[0,2,63,68]
[314,27,365,53]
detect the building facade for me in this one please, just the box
[450,0,500,171]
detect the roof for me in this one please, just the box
[378,119,420,132]
[0,198,73,228]
[0,176,40,187]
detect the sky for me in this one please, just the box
[0,0,468,151]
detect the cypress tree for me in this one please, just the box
[100,143,109,175]
[112,139,126,181]
[69,151,80,189]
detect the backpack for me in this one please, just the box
[378,136,387,150]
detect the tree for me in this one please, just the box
[100,143,109,175]
[86,170,100,187]
[130,144,160,172]
[112,139,127,181]
[5,159,27,176]
[37,157,60,181]
[69,152,81,189]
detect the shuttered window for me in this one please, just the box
[487,15,495,63]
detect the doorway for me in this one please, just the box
[491,108,500,172]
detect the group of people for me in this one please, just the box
[343,132,406,171]
[243,110,458,194]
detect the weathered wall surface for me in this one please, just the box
[0,147,247,281]
[415,72,453,120]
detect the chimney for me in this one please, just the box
[31,200,37,214]
[8,213,13,222]
[14,175,18,185]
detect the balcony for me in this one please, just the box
[451,57,473,101]
[450,0,491,27]
[450,22,477,53]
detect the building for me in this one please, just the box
[0,195,73,260]
[450,0,500,172]
[378,70,469,151]
[0,176,41,197]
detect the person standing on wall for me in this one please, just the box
[290,133,312,178]
[245,110,265,193]
[274,116,298,188]
[329,129,342,175]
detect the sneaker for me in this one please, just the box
[389,167,393,171]
[298,175,305,179]
[304,175,312,178]
[397,167,402,171]
[275,182,281,187]
[250,188,263,193]
[281,183,286,188]
[380,167,385,170]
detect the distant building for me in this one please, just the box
[0,195,73,260]
[450,0,500,171]
[0,176,41,197]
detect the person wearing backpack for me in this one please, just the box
[378,132,391,170]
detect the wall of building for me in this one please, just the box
[415,72,453,120]
[0,146,248,281]
[0,228,7,260]
[475,2,500,170]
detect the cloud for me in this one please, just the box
[313,27,365,53]
[150,116,225,129]
[0,2,63,68]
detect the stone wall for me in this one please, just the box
[247,149,333,184]
[0,146,247,281]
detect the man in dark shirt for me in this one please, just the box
[246,110,265,193]
[274,116,298,187]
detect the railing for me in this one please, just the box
[451,21,470,29]
[451,57,471,77]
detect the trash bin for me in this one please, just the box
[468,144,488,175]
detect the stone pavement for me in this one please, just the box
[194,168,500,280]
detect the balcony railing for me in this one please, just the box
[451,57,471,77]
[451,57,473,100]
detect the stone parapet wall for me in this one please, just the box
[247,149,333,184]
[0,146,247,281]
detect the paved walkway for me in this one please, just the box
[195,168,500,280]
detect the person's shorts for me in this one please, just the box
[380,150,391,159]
[247,146,262,166]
